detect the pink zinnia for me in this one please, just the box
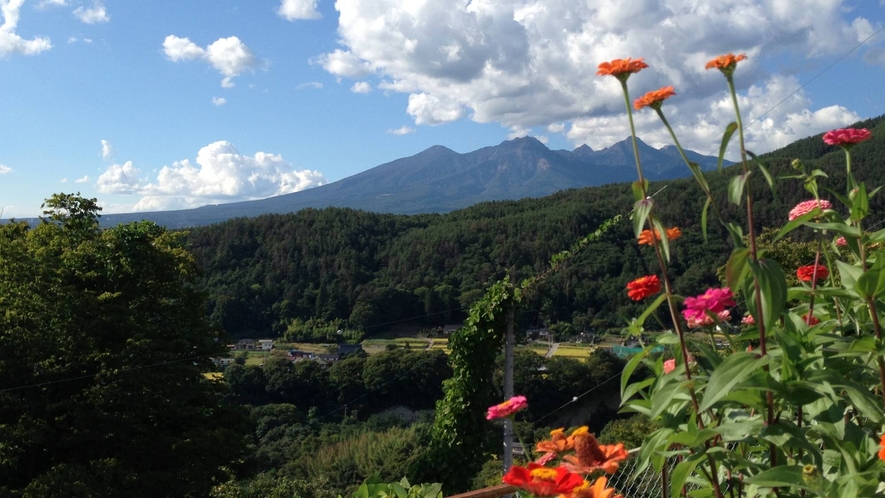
[788,199,832,221]
[741,314,755,325]
[682,288,735,326]
[663,359,676,374]
[823,128,871,147]
[486,395,528,420]
[836,237,848,247]
[686,310,731,328]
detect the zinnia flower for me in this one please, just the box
[560,477,623,498]
[626,275,661,301]
[802,313,821,326]
[823,128,871,147]
[705,53,747,72]
[562,428,628,475]
[788,199,832,221]
[537,428,574,456]
[878,434,885,461]
[682,288,735,326]
[741,314,755,325]
[686,310,731,328]
[503,463,585,497]
[663,359,676,374]
[596,58,648,80]
[486,395,528,420]
[634,86,676,110]
[638,227,682,245]
[796,264,829,283]
[836,236,848,247]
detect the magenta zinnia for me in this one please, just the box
[788,199,832,221]
[823,128,871,147]
[682,288,735,326]
[486,395,528,420]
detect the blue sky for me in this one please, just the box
[1,0,884,217]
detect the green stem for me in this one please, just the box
[844,148,856,192]
[621,79,646,189]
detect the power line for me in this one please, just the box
[531,371,622,425]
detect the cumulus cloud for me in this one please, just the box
[318,0,877,154]
[0,164,13,174]
[386,126,414,135]
[101,139,114,159]
[163,35,257,87]
[74,175,89,183]
[350,81,371,93]
[73,1,109,24]
[0,0,52,56]
[212,96,227,106]
[96,141,326,212]
[277,0,321,20]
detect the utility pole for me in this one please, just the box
[503,303,515,472]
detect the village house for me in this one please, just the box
[234,339,256,351]
[257,339,274,351]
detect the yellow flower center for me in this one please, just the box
[570,426,589,437]
[529,468,559,481]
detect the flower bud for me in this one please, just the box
[850,188,859,201]
[791,158,802,170]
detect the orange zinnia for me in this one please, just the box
[626,275,661,301]
[633,86,676,110]
[596,58,648,80]
[559,477,624,498]
[536,428,574,455]
[637,227,682,245]
[705,53,747,72]
[878,434,885,461]
[561,428,629,475]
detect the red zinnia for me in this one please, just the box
[503,463,585,497]
[796,264,828,283]
[802,313,821,326]
[626,275,661,301]
[823,128,871,147]
[634,86,676,110]
[596,58,648,79]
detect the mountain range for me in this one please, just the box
[98,136,721,228]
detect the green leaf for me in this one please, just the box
[701,197,711,243]
[652,217,670,262]
[621,344,653,400]
[725,247,750,294]
[718,122,738,170]
[670,452,706,498]
[854,268,885,300]
[773,210,819,242]
[850,182,869,222]
[699,352,770,411]
[650,379,691,418]
[745,466,826,494]
[633,198,653,238]
[629,293,668,336]
[805,222,862,238]
[725,222,744,247]
[748,258,788,333]
[836,260,863,290]
[728,172,750,206]
[631,179,649,202]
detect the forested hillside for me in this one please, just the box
[186,115,885,339]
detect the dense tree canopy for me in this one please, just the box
[0,194,249,498]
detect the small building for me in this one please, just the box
[211,357,235,368]
[315,353,340,365]
[287,350,311,359]
[258,339,274,351]
[234,339,256,351]
[337,344,364,357]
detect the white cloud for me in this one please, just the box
[0,164,14,174]
[296,81,323,90]
[73,0,109,24]
[212,96,227,106]
[278,0,321,20]
[351,81,371,93]
[100,139,114,159]
[37,0,67,8]
[74,175,89,183]
[67,36,92,44]
[386,126,414,135]
[163,35,257,87]
[0,0,52,56]
[96,141,326,212]
[319,0,876,154]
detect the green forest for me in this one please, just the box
[187,115,885,340]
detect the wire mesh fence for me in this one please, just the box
[607,451,668,498]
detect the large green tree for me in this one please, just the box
[0,194,249,498]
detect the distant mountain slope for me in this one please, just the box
[98,136,722,228]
